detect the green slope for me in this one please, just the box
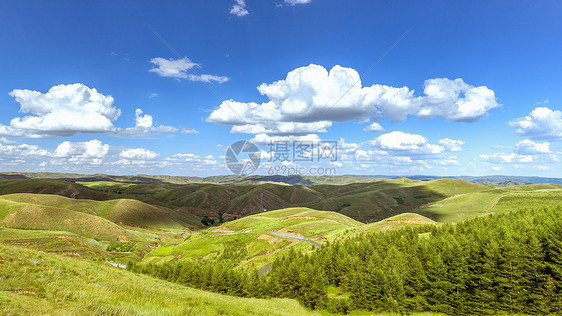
[0,193,202,231]
[0,245,316,315]
[416,183,562,222]
[144,207,362,268]
[89,178,492,223]
[0,179,116,200]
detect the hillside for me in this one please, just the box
[0,193,204,264]
[143,207,362,268]
[0,179,116,200]
[88,178,491,223]
[0,244,315,315]
[0,194,202,232]
[416,183,562,222]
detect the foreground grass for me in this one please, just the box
[0,244,317,315]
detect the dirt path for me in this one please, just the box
[485,195,505,214]
[414,193,468,211]
[439,194,468,208]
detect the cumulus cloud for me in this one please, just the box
[149,57,229,83]
[207,64,498,138]
[368,131,445,155]
[181,128,200,134]
[54,140,109,158]
[514,139,551,155]
[439,138,465,152]
[119,148,159,160]
[230,0,249,17]
[509,107,562,140]
[418,78,500,122]
[118,109,182,137]
[167,153,219,165]
[149,57,198,78]
[480,139,557,165]
[0,137,50,157]
[0,138,110,168]
[0,84,183,139]
[0,84,120,138]
[250,133,321,145]
[363,122,385,132]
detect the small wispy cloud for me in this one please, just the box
[230,0,249,17]
[149,57,229,83]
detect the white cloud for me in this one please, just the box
[0,83,120,138]
[186,74,229,84]
[118,108,180,137]
[0,137,50,157]
[418,78,500,122]
[368,131,445,155]
[0,138,110,168]
[207,64,498,138]
[250,133,321,145]
[148,93,158,99]
[135,109,153,128]
[285,0,311,5]
[149,57,229,83]
[181,128,200,134]
[149,57,198,79]
[509,107,562,140]
[363,122,385,132]
[54,140,109,158]
[230,0,249,16]
[119,148,159,160]
[514,139,550,154]
[479,153,533,164]
[480,139,557,165]
[438,138,465,152]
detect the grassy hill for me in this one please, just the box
[0,193,202,232]
[0,244,316,315]
[0,179,116,200]
[361,213,437,233]
[416,183,562,222]
[144,207,362,268]
[87,178,491,223]
[0,193,204,263]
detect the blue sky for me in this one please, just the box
[0,0,561,177]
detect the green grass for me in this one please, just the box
[0,193,202,232]
[0,244,317,315]
[0,179,115,201]
[0,227,107,258]
[144,207,362,268]
[415,184,562,222]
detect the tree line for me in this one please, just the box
[129,206,562,314]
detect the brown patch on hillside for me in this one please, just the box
[257,234,282,245]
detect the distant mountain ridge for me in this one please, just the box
[1,172,561,185]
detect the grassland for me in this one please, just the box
[144,207,362,268]
[0,193,205,264]
[0,179,116,200]
[85,178,491,223]
[416,183,562,222]
[0,244,317,315]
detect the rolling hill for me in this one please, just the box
[86,178,491,222]
[143,207,363,268]
[0,179,116,200]
[416,183,562,222]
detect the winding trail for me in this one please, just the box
[485,195,505,214]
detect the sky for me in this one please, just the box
[0,0,561,177]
